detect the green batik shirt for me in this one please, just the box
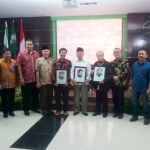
[111,58,130,87]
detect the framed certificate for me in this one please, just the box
[93,67,105,82]
[74,66,86,83]
[56,70,67,84]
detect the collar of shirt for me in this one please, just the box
[2,58,11,63]
[24,49,35,54]
[41,57,52,60]
[138,60,147,65]
[97,60,105,66]
[76,59,84,62]
[114,58,122,63]
[58,58,67,63]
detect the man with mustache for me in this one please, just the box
[15,39,40,116]
[129,50,150,125]
[0,48,19,118]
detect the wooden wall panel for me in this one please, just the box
[0,17,51,58]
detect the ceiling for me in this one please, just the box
[0,0,150,18]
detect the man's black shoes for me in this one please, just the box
[73,112,79,116]
[92,112,100,116]
[9,112,15,117]
[130,117,138,122]
[24,111,30,116]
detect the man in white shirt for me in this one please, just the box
[71,47,91,116]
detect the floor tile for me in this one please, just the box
[11,133,54,150]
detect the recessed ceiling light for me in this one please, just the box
[39,10,43,13]
[129,7,133,10]
[82,9,84,11]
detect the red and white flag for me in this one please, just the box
[19,20,25,52]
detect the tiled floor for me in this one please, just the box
[0,111,150,150]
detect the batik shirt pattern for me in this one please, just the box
[15,50,40,83]
[0,58,17,88]
[35,57,54,85]
[111,58,129,86]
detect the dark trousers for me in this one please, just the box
[132,90,150,119]
[21,82,39,111]
[39,84,53,111]
[54,85,69,112]
[95,90,108,114]
[1,88,15,114]
[112,86,125,114]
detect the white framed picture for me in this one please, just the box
[93,67,105,82]
[74,66,86,83]
[56,70,67,84]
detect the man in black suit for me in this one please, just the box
[92,51,113,118]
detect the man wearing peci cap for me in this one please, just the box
[71,47,91,116]
[35,46,54,116]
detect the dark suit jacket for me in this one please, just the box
[91,60,113,92]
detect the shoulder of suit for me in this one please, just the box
[93,61,98,66]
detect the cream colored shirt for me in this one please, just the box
[35,57,54,85]
[71,59,91,85]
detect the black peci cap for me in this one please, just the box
[76,47,84,52]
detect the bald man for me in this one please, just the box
[92,51,113,118]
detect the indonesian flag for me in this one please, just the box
[19,20,25,52]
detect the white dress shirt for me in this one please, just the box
[71,59,91,85]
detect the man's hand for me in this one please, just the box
[65,82,69,86]
[20,78,25,86]
[129,86,132,91]
[84,79,89,84]
[146,88,150,95]
[71,79,76,84]
[0,84,2,90]
[99,80,104,84]
[113,76,119,82]
[36,82,41,88]
[54,83,58,86]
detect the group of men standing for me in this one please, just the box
[0,39,150,125]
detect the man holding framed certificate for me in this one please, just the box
[91,51,113,118]
[52,48,71,115]
[71,47,91,116]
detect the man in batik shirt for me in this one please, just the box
[111,47,130,119]
[35,46,54,116]
[0,48,19,118]
[52,48,71,115]
[15,39,40,116]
